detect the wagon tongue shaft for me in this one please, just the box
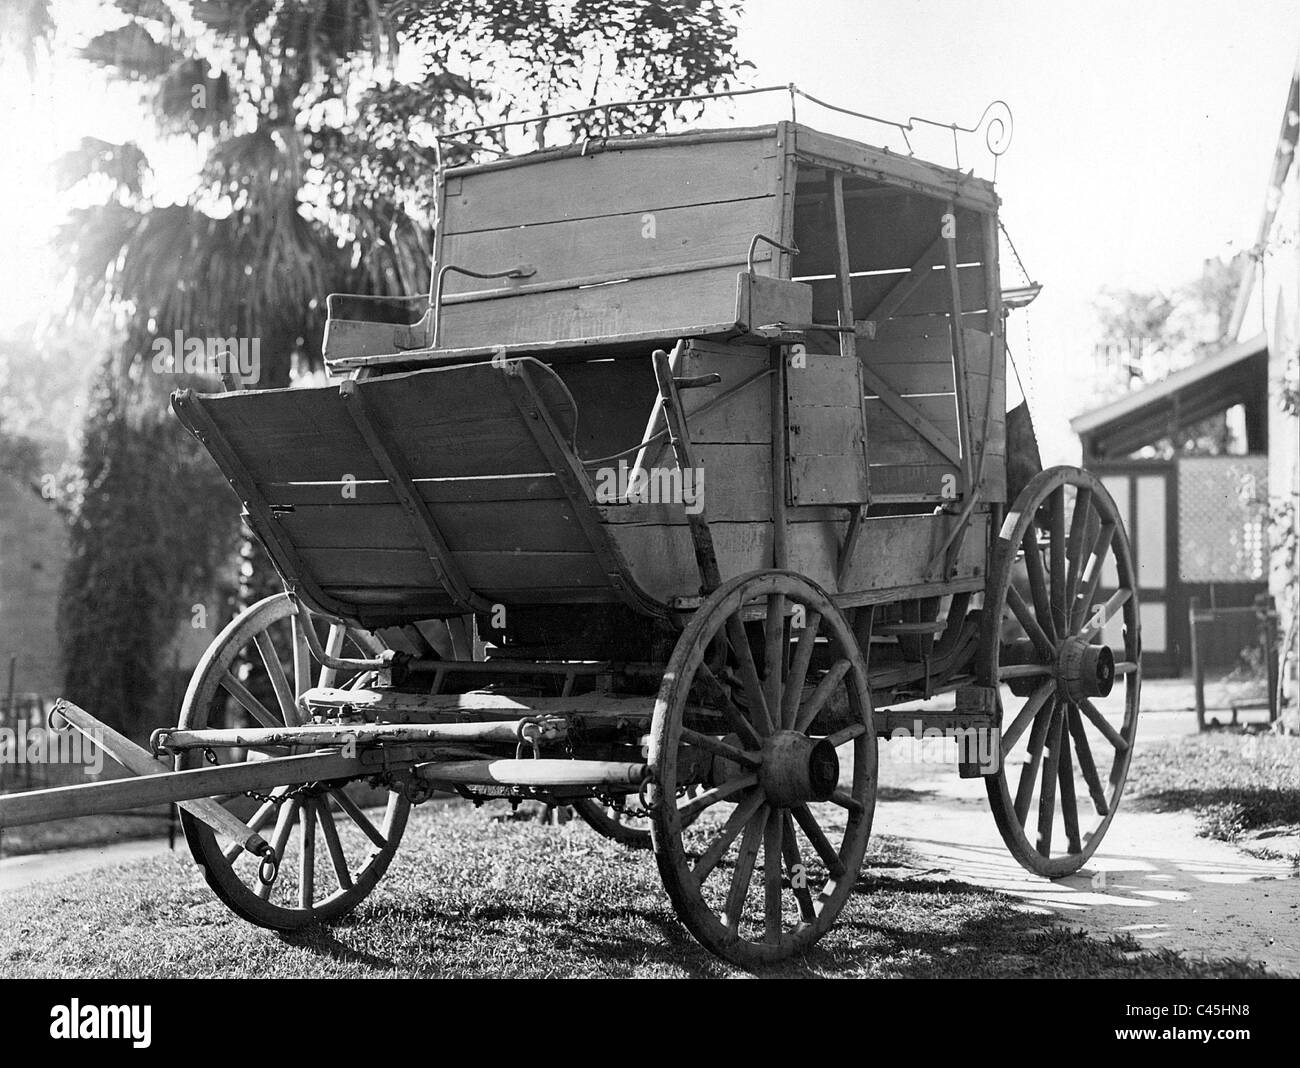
[10,700,273,857]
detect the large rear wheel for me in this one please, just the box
[981,467,1141,877]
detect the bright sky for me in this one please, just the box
[0,0,1295,463]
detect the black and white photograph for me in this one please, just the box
[0,0,1296,1025]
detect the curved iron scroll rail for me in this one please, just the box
[433,85,1014,175]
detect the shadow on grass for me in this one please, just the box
[277,925,398,971]
[1134,786,1300,840]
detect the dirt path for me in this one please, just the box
[876,751,1300,976]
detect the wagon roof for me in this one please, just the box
[444,121,999,213]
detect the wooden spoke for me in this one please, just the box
[781,610,822,729]
[790,804,846,879]
[782,811,816,923]
[764,809,784,944]
[298,798,316,908]
[1066,704,1110,816]
[1064,487,1093,612]
[290,615,313,705]
[1057,729,1082,854]
[222,790,284,863]
[257,799,299,901]
[1022,526,1056,643]
[253,631,299,727]
[1001,681,1055,755]
[696,664,762,749]
[693,790,766,884]
[723,807,767,932]
[1006,585,1056,661]
[763,593,787,723]
[824,721,867,747]
[679,728,760,769]
[676,774,759,824]
[1049,488,1067,638]
[317,624,347,690]
[1036,705,1065,857]
[329,789,387,849]
[316,799,354,890]
[1071,522,1116,632]
[793,658,852,734]
[725,615,774,735]
[1080,588,1132,642]
[1014,699,1055,826]
[829,789,864,815]
[1078,697,1129,752]
[219,671,282,729]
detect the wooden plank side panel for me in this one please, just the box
[822,512,990,594]
[277,499,591,554]
[612,521,772,600]
[443,137,777,233]
[437,267,743,350]
[441,198,773,297]
[300,547,610,591]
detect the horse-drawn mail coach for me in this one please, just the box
[0,92,1140,967]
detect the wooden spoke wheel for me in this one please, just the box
[178,593,410,929]
[649,570,876,968]
[981,467,1142,878]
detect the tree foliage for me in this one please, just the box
[1090,256,1244,457]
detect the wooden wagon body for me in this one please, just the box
[1,110,1143,970]
[176,122,1005,632]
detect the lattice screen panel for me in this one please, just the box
[1178,456,1269,582]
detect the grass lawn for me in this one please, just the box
[0,800,1276,978]
[1126,730,1300,868]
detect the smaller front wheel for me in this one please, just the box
[178,594,410,929]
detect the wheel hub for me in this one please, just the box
[758,730,840,806]
[1056,637,1115,699]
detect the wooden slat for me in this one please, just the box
[443,137,775,233]
[437,266,744,350]
[793,127,999,213]
[868,464,960,499]
[300,547,610,590]
[441,199,772,296]
[264,474,565,507]
[277,499,590,553]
